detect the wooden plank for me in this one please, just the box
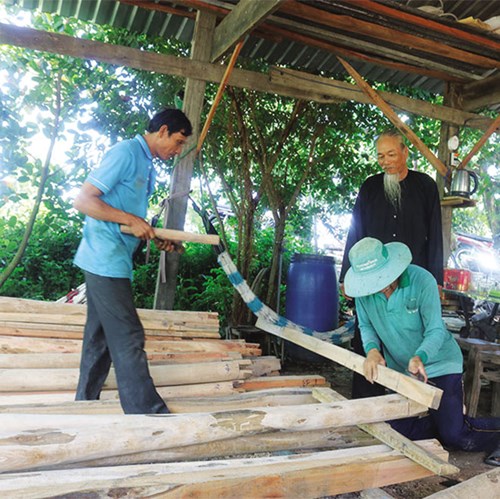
[0,23,494,131]
[0,335,82,354]
[42,426,377,469]
[426,468,500,498]
[0,313,219,332]
[281,1,500,69]
[355,0,500,53]
[0,381,237,406]
[256,318,443,409]
[0,395,427,472]
[313,387,459,476]
[0,440,447,497]
[120,225,220,245]
[0,388,319,415]
[0,351,238,368]
[211,0,284,61]
[0,360,247,391]
[248,356,281,377]
[237,374,328,391]
[0,297,220,325]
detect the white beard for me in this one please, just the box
[384,172,401,210]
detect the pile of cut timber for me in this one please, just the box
[0,297,456,497]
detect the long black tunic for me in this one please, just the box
[340,170,443,285]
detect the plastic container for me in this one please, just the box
[285,254,339,362]
[444,268,471,291]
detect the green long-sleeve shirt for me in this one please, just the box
[356,264,463,378]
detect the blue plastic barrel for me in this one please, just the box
[285,254,339,362]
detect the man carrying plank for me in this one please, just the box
[344,237,500,466]
[73,108,192,414]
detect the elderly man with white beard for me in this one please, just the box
[339,128,443,399]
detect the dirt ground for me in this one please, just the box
[280,358,498,499]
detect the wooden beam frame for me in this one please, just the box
[210,0,283,62]
[0,23,494,131]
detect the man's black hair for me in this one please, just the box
[147,108,193,136]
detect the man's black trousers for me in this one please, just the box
[75,271,168,414]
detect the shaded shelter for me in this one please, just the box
[1,0,499,306]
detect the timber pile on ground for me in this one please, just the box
[0,296,459,498]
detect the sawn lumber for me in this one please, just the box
[0,440,448,498]
[120,225,220,245]
[312,387,459,476]
[256,318,443,409]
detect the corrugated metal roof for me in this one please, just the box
[7,0,500,103]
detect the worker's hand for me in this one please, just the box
[408,356,428,383]
[363,349,385,384]
[126,215,156,240]
[153,238,185,254]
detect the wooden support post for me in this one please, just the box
[154,10,216,310]
[313,387,459,476]
[256,318,443,409]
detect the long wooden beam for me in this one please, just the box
[461,74,500,111]
[313,387,459,476]
[0,23,494,131]
[210,0,283,61]
[174,1,496,82]
[281,1,500,70]
[0,397,427,473]
[256,318,443,410]
[0,440,447,497]
[355,0,500,53]
[120,225,220,245]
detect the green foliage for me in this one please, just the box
[0,215,83,300]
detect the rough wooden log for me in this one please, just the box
[0,334,82,354]
[0,381,238,406]
[256,318,443,409]
[0,395,427,472]
[37,426,378,469]
[0,360,247,391]
[248,356,281,377]
[0,440,447,497]
[0,297,219,324]
[313,387,459,476]
[0,388,319,414]
[0,330,259,357]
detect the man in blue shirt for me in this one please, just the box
[344,237,500,465]
[73,108,192,414]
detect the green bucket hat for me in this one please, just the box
[344,237,412,297]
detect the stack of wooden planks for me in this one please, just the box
[0,296,458,497]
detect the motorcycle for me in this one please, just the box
[449,231,500,276]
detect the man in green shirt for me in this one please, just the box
[344,237,500,466]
